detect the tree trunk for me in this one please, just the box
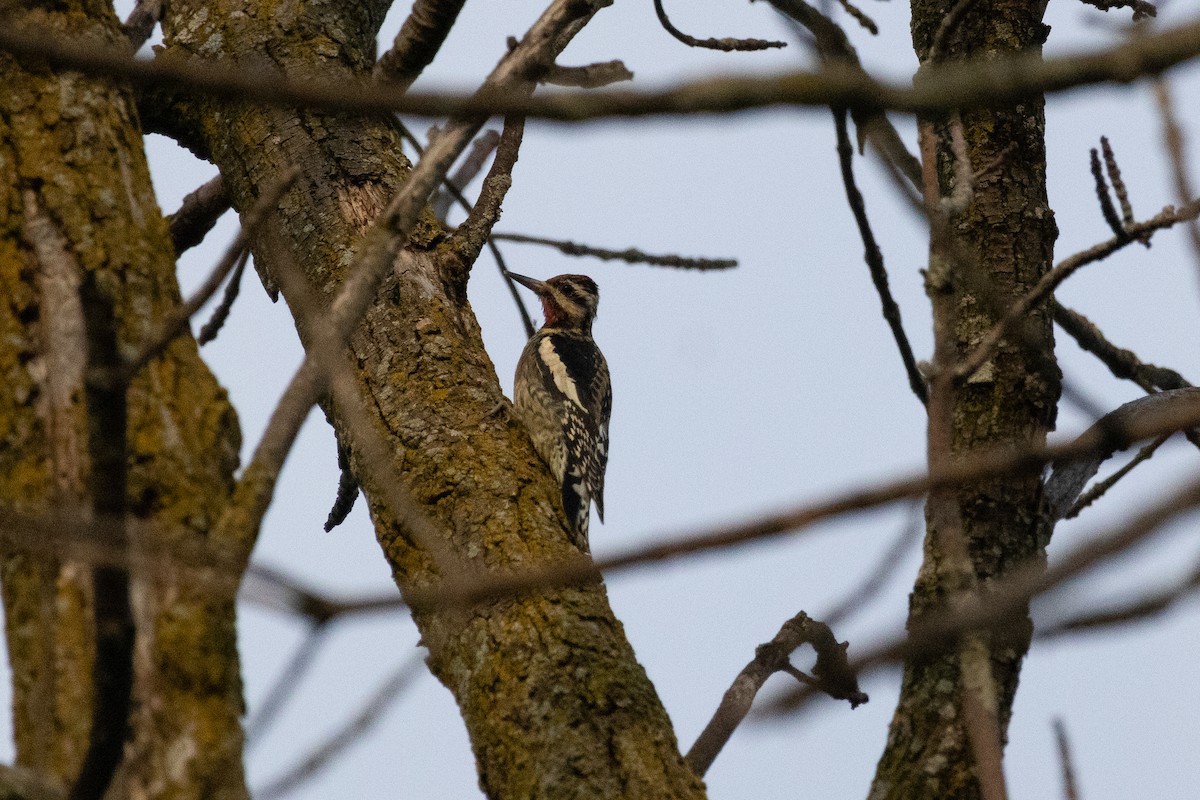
[0,3,247,798]
[156,0,707,797]
[870,1,1061,797]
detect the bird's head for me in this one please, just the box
[509,273,600,332]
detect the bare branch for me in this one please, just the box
[832,109,928,405]
[195,245,249,345]
[1090,146,1127,239]
[395,122,536,337]
[955,199,1200,382]
[1153,79,1200,281]
[927,0,983,63]
[768,467,1200,715]
[451,116,527,265]
[833,0,878,35]
[653,0,786,52]
[492,232,738,270]
[1053,302,1191,392]
[123,168,298,380]
[3,15,1200,120]
[1079,0,1156,20]
[255,651,427,800]
[685,612,864,776]
[374,0,467,90]
[543,59,633,88]
[1053,719,1081,800]
[430,129,500,220]
[1065,434,1170,519]
[167,174,229,255]
[120,0,162,50]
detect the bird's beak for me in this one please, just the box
[507,272,546,294]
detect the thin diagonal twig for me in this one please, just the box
[653,0,786,51]
[196,244,249,345]
[123,169,298,380]
[492,232,737,270]
[255,650,427,800]
[833,108,928,405]
[955,199,1200,381]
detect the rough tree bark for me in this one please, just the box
[1,2,247,799]
[870,1,1061,798]
[151,0,707,798]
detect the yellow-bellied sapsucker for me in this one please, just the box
[510,273,611,550]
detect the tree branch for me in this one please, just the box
[3,15,1200,119]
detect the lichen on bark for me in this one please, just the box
[0,3,247,798]
[870,2,1061,798]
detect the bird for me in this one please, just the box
[509,272,611,551]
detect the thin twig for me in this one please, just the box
[955,199,1200,381]
[834,0,877,35]
[431,129,500,220]
[245,623,332,747]
[255,650,427,800]
[1053,719,1081,800]
[832,109,928,405]
[492,232,738,270]
[1053,302,1191,393]
[653,0,786,51]
[1153,79,1200,282]
[1039,550,1200,638]
[823,505,922,626]
[125,169,298,379]
[1100,136,1136,231]
[1090,146,1126,239]
[1066,434,1170,519]
[196,245,249,345]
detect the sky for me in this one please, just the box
[6,1,1200,798]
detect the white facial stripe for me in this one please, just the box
[538,338,584,408]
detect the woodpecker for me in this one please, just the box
[510,272,611,550]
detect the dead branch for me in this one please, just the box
[2,16,1200,120]
[492,232,737,270]
[1053,719,1081,800]
[1053,302,1190,393]
[374,0,467,90]
[685,612,864,776]
[653,0,786,51]
[955,199,1200,382]
[196,245,249,345]
[167,174,229,255]
[833,108,928,406]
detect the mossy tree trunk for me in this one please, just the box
[870,2,1061,798]
[1,2,248,799]
[147,0,708,798]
